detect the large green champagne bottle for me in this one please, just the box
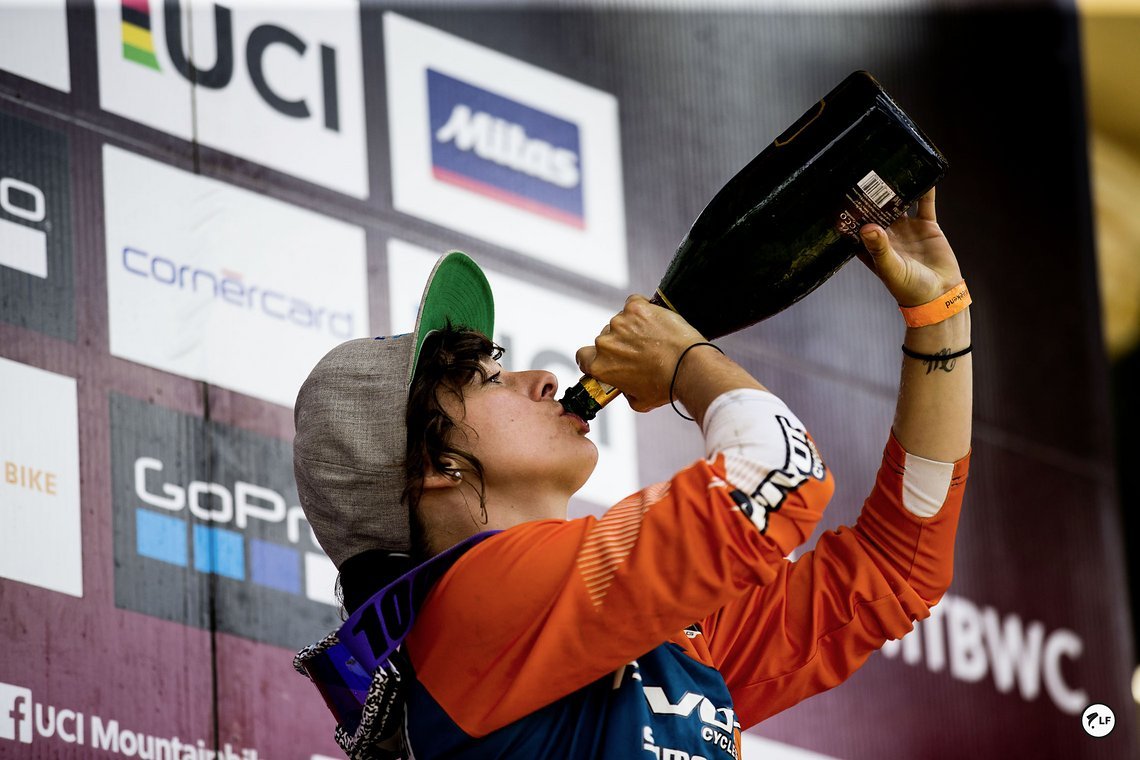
[560,70,948,421]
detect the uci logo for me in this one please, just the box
[120,0,341,131]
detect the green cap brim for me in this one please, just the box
[409,251,495,383]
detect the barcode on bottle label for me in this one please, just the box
[857,170,897,208]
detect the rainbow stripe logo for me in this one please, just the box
[120,0,160,71]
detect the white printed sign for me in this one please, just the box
[0,358,81,597]
[103,144,368,408]
[0,217,47,279]
[385,13,628,287]
[0,1,71,92]
[95,0,368,197]
[387,239,638,511]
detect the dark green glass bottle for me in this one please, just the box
[560,70,948,421]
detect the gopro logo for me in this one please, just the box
[0,683,33,744]
[428,69,585,228]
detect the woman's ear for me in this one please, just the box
[421,461,464,491]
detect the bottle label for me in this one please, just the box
[836,170,906,239]
[582,375,619,402]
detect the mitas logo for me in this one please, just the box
[384,14,625,285]
[117,0,341,131]
[428,69,585,228]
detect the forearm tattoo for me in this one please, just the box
[918,348,961,375]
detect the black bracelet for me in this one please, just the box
[901,344,973,362]
[669,342,725,421]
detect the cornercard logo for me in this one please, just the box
[103,145,368,408]
[111,393,340,648]
[95,0,367,197]
[387,239,638,512]
[0,357,82,597]
[0,0,71,92]
[0,111,75,340]
[385,13,628,287]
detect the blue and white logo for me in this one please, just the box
[428,70,584,228]
[103,145,368,409]
[111,393,340,649]
[385,13,628,287]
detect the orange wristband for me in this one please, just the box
[899,281,971,328]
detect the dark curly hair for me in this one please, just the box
[338,325,503,614]
[404,324,504,560]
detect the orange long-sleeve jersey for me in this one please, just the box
[401,393,969,759]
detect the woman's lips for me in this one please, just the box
[561,407,591,434]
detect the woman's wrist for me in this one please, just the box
[903,308,971,354]
[672,345,766,426]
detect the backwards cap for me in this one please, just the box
[292,252,494,568]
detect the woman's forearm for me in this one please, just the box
[892,308,973,462]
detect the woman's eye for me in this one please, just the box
[487,372,503,385]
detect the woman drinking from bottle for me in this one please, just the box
[293,189,971,759]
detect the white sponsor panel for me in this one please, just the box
[1,172,49,278]
[0,218,47,278]
[387,239,638,510]
[95,0,368,198]
[0,357,81,597]
[0,0,71,92]
[103,144,368,407]
[304,551,338,606]
[740,734,838,760]
[385,13,628,287]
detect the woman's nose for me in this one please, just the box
[515,369,558,400]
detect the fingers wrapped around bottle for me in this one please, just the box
[575,295,705,412]
[854,188,965,309]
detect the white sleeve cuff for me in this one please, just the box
[900,449,955,518]
[701,388,825,498]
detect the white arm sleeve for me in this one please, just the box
[701,388,825,497]
[697,391,825,535]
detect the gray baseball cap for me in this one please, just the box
[293,252,494,569]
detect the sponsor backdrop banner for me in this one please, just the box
[95,0,368,197]
[0,357,81,598]
[385,12,628,287]
[0,2,1133,759]
[110,392,340,648]
[0,110,75,341]
[103,144,369,408]
[0,0,70,93]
